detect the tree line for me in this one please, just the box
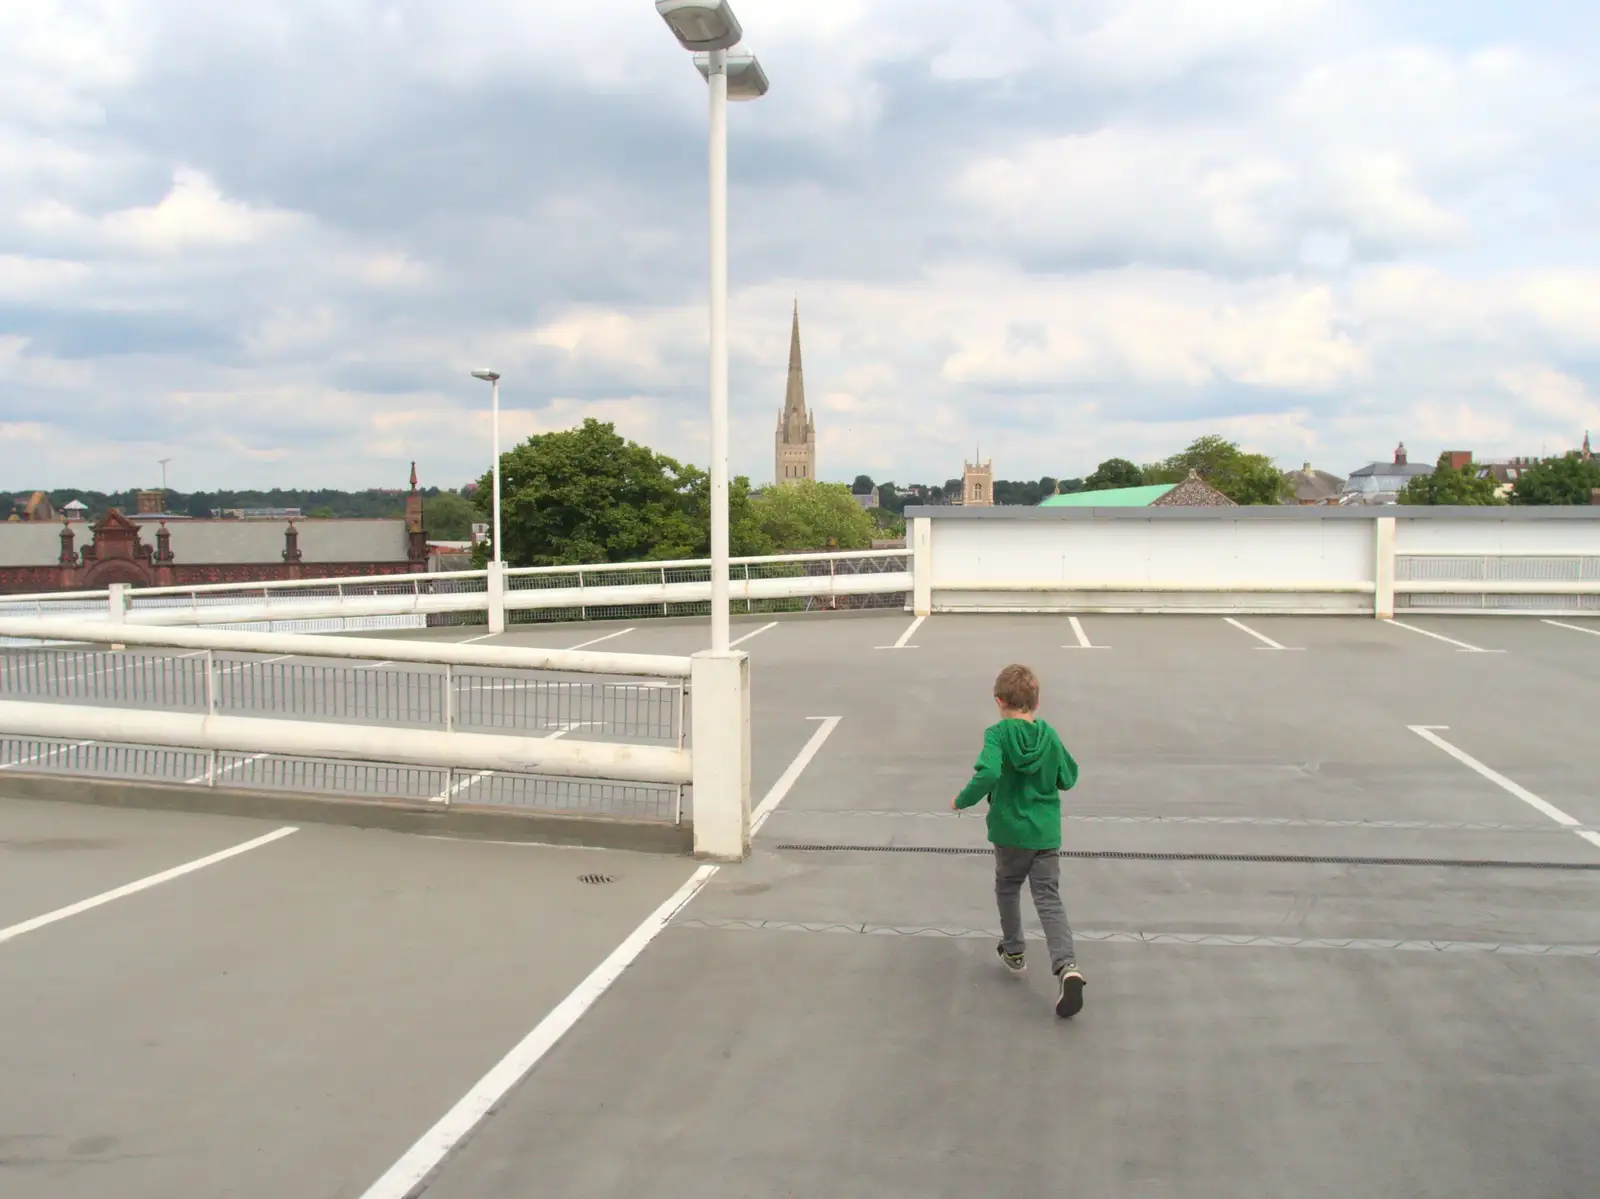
[1398,453,1600,506]
[856,434,1296,509]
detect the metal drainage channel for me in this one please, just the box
[578,873,617,885]
[773,845,1600,871]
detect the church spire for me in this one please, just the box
[774,300,817,485]
[784,299,806,416]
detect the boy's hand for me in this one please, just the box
[951,796,960,811]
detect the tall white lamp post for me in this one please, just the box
[470,369,503,565]
[656,0,769,654]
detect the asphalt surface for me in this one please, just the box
[3,612,1600,1197]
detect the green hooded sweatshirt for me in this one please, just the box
[954,718,1079,850]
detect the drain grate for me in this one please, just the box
[773,845,1600,871]
[577,872,616,885]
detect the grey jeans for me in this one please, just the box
[995,846,1076,973]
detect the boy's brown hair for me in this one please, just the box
[993,664,1040,713]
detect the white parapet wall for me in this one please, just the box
[907,506,1600,616]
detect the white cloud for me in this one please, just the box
[100,168,305,253]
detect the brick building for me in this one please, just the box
[0,466,429,595]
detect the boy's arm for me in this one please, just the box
[1057,747,1080,793]
[954,728,1002,810]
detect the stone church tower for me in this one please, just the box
[774,302,816,485]
[962,454,994,506]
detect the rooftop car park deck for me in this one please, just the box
[2,610,1599,1197]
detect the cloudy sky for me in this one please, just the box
[4,0,1599,492]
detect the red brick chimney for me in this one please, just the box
[1394,442,1408,466]
[1443,450,1471,471]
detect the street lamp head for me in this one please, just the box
[657,0,742,52]
[694,50,769,100]
[470,369,500,383]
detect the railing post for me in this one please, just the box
[675,678,688,826]
[662,567,669,618]
[204,649,216,715]
[911,517,932,616]
[1374,516,1397,620]
[689,649,750,861]
[108,582,128,651]
[486,561,506,634]
[444,663,454,732]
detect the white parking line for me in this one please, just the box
[0,827,300,947]
[185,752,269,787]
[361,714,841,1199]
[567,627,635,651]
[1064,616,1109,650]
[456,632,498,645]
[876,616,924,650]
[435,770,491,802]
[428,723,591,802]
[752,716,842,835]
[1543,619,1600,639]
[1384,620,1500,653]
[356,862,718,1199]
[728,621,778,648]
[217,653,293,677]
[1222,617,1301,651]
[1410,726,1600,852]
[0,739,94,771]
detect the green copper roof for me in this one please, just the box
[1039,483,1177,507]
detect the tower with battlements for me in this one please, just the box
[774,302,816,485]
[962,454,994,506]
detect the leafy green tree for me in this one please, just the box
[305,504,338,519]
[748,480,878,552]
[1083,458,1144,491]
[682,469,773,558]
[475,419,706,566]
[851,474,876,495]
[1399,455,1505,506]
[1147,434,1294,504]
[424,491,478,538]
[870,507,907,538]
[1511,454,1600,505]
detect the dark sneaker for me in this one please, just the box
[1054,963,1085,1018]
[996,944,1026,974]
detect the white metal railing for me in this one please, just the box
[0,549,911,631]
[0,618,753,860]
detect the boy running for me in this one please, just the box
[953,664,1085,1018]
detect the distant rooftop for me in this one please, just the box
[1040,484,1177,508]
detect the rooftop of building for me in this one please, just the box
[1040,483,1177,507]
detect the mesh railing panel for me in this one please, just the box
[0,649,683,742]
[0,736,680,822]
